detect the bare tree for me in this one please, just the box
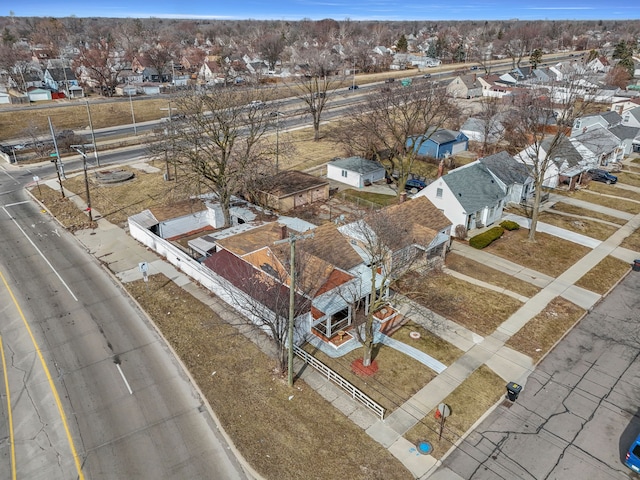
[291,49,342,141]
[170,88,273,227]
[74,38,129,96]
[474,97,507,156]
[333,82,457,195]
[0,43,33,91]
[506,72,601,242]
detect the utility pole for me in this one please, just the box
[85,101,100,166]
[128,84,137,135]
[71,145,93,222]
[160,102,173,181]
[48,116,65,198]
[275,231,314,387]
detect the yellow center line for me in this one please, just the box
[0,270,85,480]
[0,335,16,480]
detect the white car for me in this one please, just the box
[247,100,266,109]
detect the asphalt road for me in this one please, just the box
[0,164,248,478]
[432,270,640,480]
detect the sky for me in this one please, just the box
[6,0,639,21]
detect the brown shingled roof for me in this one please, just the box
[217,222,291,256]
[297,222,363,272]
[149,198,207,222]
[260,171,329,197]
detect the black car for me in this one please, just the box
[348,85,359,90]
[384,78,395,83]
[587,169,617,184]
[405,178,427,193]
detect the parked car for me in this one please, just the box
[625,433,640,473]
[348,85,359,90]
[405,178,427,193]
[587,169,617,184]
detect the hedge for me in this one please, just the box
[469,226,505,249]
[500,220,520,231]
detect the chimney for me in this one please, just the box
[280,224,288,240]
[399,191,407,204]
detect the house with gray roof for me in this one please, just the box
[326,157,386,188]
[607,124,640,155]
[571,126,624,166]
[515,134,589,189]
[571,111,622,137]
[415,161,506,230]
[446,74,482,99]
[622,106,640,129]
[479,151,534,204]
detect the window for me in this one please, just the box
[436,188,443,198]
[341,170,348,178]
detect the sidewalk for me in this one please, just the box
[37,175,640,480]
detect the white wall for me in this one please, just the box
[327,164,361,188]
[415,179,467,228]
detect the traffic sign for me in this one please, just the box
[49,153,58,157]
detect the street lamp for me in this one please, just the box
[270,111,283,171]
[71,144,93,222]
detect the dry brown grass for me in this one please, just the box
[61,166,192,227]
[404,365,505,459]
[565,186,640,214]
[126,274,412,480]
[391,321,465,366]
[617,171,640,187]
[482,228,591,277]
[396,270,523,336]
[621,229,640,251]
[32,183,96,231]
[304,342,437,413]
[506,297,585,363]
[445,252,540,297]
[574,255,631,294]
[548,202,627,225]
[535,210,619,241]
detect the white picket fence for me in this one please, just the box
[294,345,385,420]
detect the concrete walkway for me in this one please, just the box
[33,173,640,480]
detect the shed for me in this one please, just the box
[27,87,52,102]
[256,171,330,212]
[326,157,386,188]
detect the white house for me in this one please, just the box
[326,157,386,188]
[571,126,625,166]
[622,106,640,129]
[414,161,507,231]
[571,111,622,137]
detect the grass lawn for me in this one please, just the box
[339,188,398,207]
[445,252,541,298]
[617,171,640,187]
[506,297,585,363]
[126,274,412,480]
[621,229,640,251]
[482,228,591,277]
[548,202,627,225]
[404,365,505,459]
[574,256,632,294]
[566,186,640,214]
[535,210,619,241]
[303,342,437,414]
[396,270,523,336]
[391,321,464,365]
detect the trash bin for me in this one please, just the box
[506,381,522,402]
[633,260,640,272]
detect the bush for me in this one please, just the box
[454,224,467,239]
[469,226,505,249]
[500,220,520,231]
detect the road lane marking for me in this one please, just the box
[116,364,133,395]
[1,205,78,302]
[0,335,16,480]
[4,201,29,207]
[0,270,85,480]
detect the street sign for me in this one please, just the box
[49,153,58,157]
[437,403,451,418]
[138,262,148,273]
[33,176,40,182]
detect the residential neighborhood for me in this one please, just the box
[1,12,640,480]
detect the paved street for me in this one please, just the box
[433,270,640,480]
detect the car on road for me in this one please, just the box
[247,100,265,109]
[384,78,395,83]
[625,433,640,473]
[422,73,432,79]
[348,85,359,90]
[405,178,427,193]
[587,169,617,184]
